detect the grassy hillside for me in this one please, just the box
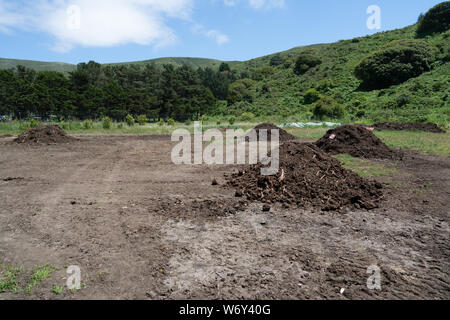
[106,57,241,69]
[0,58,76,73]
[220,25,450,126]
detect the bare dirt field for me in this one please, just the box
[0,134,449,300]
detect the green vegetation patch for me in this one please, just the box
[334,154,397,178]
[374,130,450,157]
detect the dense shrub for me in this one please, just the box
[354,39,435,89]
[28,119,39,129]
[251,66,275,81]
[167,118,176,126]
[240,112,255,122]
[294,51,322,75]
[313,96,345,120]
[158,119,165,126]
[270,54,284,67]
[102,116,112,129]
[83,120,93,129]
[303,88,321,104]
[417,1,450,36]
[228,116,236,125]
[227,79,254,105]
[125,114,135,127]
[137,115,148,126]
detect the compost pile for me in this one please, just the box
[227,142,383,211]
[315,125,401,159]
[373,122,446,133]
[14,125,77,144]
[250,123,296,142]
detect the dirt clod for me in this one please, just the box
[14,125,77,145]
[227,142,383,211]
[316,125,401,159]
[373,122,446,133]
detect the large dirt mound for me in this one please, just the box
[373,122,446,133]
[14,125,77,144]
[316,125,400,159]
[227,142,383,211]
[251,123,296,142]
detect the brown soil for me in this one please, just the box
[227,142,383,211]
[0,135,448,300]
[14,125,78,145]
[316,125,401,159]
[251,123,296,141]
[373,122,446,133]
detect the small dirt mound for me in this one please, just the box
[227,142,383,211]
[316,125,400,159]
[251,123,296,142]
[373,122,446,133]
[14,125,77,144]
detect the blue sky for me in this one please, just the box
[0,0,443,64]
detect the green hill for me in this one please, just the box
[0,58,76,73]
[106,57,241,69]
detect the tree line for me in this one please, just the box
[0,61,236,121]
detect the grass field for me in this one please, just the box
[1,121,449,157]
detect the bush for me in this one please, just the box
[313,96,345,120]
[303,88,321,104]
[354,39,435,89]
[294,51,322,75]
[270,54,284,67]
[417,2,450,36]
[158,119,165,126]
[167,118,175,126]
[83,120,93,129]
[137,115,148,126]
[240,112,255,122]
[117,123,124,129]
[395,94,411,108]
[228,116,236,125]
[125,114,135,127]
[227,79,254,105]
[102,116,112,129]
[251,66,275,81]
[60,122,69,130]
[28,119,39,129]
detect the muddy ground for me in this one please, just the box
[0,134,448,300]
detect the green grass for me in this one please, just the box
[374,130,450,157]
[25,264,58,294]
[0,265,24,293]
[334,154,398,178]
[52,285,63,295]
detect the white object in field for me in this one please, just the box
[280,122,341,128]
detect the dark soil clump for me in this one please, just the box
[14,125,77,145]
[227,142,383,211]
[373,122,446,133]
[316,125,401,159]
[251,123,296,142]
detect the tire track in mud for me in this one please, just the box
[6,138,169,299]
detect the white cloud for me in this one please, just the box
[192,24,230,46]
[224,0,285,9]
[0,0,229,52]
